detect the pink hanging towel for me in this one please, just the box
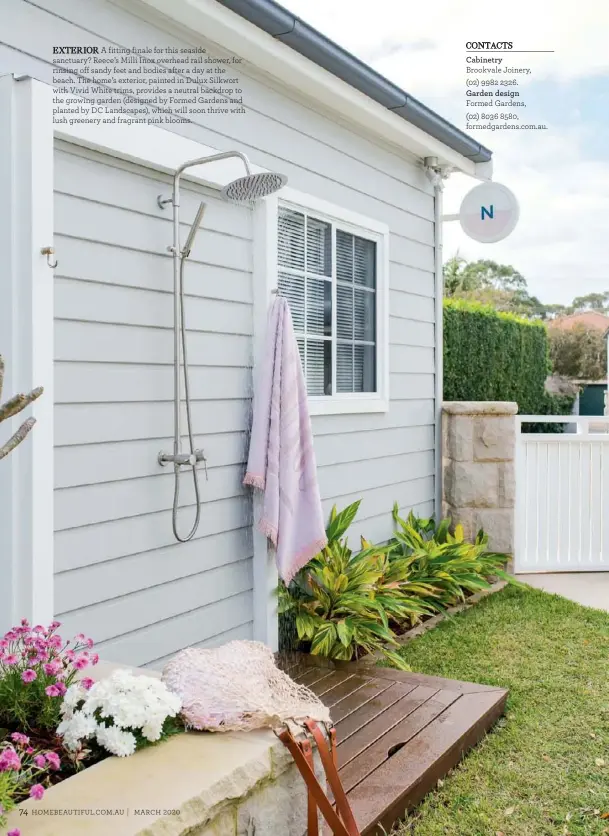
[243,296,327,583]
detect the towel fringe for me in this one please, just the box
[281,536,328,585]
[243,473,266,490]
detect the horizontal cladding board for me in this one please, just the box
[55,464,246,530]
[93,591,254,668]
[54,192,252,272]
[389,289,435,323]
[57,559,253,644]
[54,400,250,446]
[54,361,252,404]
[389,318,435,349]
[144,621,254,670]
[55,526,252,612]
[312,399,435,436]
[55,278,252,335]
[54,495,251,571]
[54,145,253,240]
[54,236,253,303]
[318,450,434,500]
[55,320,252,367]
[389,234,434,274]
[390,374,435,400]
[315,425,434,467]
[389,346,435,375]
[55,431,248,488]
[321,475,435,525]
[389,263,435,298]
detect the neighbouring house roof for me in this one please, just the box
[214,0,492,164]
[549,311,609,335]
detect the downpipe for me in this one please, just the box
[424,157,452,522]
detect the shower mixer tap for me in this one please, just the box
[158,450,206,468]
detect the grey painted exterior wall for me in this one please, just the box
[3,0,437,668]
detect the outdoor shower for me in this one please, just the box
[157,151,287,542]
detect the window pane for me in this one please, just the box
[337,285,353,340]
[354,345,376,392]
[354,237,376,288]
[337,343,353,393]
[336,229,353,283]
[354,289,375,342]
[278,209,305,270]
[306,278,332,336]
[278,272,305,332]
[306,339,332,396]
[306,216,332,277]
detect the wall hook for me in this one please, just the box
[40,247,58,269]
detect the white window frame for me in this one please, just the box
[274,188,390,416]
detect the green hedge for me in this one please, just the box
[443,299,574,419]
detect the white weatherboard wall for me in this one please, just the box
[4,0,438,666]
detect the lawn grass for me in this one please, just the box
[390,583,609,836]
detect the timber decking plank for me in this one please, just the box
[340,688,461,793]
[321,676,376,709]
[308,670,356,697]
[347,689,508,834]
[335,682,423,747]
[329,679,395,724]
[336,684,439,768]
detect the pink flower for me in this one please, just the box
[45,751,61,770]
[45,685,61,697]
[0,639,7,649]
[75,633,86,641]
[34,637,49,651]
[74,655,89,670]
[85,637,94,648]
[4,654,18,666]
[91,653,99,666]
[33,755,46,769]
[48,635,62,649]
[0,747,22,772]
[64,650,75,662]
[21,618,30,627]
[80,677,94,690]
[29,784,45,800]
[4,631,18,641]
[21,669,37,683]
[50,620,61,630]
[8,828,21,836]
[32,625,47,634]
[43,660,62,676]
[54,681,67,696]
[26,747,34,754]
[10,733,30,747]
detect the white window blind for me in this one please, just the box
[277,206,377,397]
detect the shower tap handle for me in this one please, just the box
[158,449,207,469]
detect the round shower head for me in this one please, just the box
[221,171,287,203]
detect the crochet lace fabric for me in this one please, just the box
[161,640,331,732]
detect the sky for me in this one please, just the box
[280,0,609,307]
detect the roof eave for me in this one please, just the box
[131,0,492,177]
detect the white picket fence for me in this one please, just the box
[515,416,609,572]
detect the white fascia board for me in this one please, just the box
[131,0,479,176]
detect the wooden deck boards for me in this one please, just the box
[276,652,507,835]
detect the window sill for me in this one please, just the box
[308,397,389,416]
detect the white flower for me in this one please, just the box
[96,725,137,757]
[56,669,182,757]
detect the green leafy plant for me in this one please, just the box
[278,502,430,669]
[388,504,509,610]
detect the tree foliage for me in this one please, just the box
[548,324,607,380]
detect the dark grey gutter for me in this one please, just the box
[215,0,492,164]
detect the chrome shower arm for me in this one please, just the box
[175,150,252,178]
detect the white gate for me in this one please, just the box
[515,416,609,572]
